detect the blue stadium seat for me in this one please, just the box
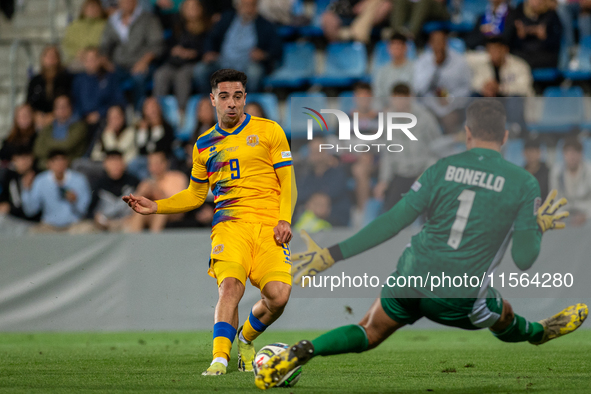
[532,68,561,82]
[311,42,368,87]
[584,138,591,162]
[298,0,331,37]
[563,37,591,80]
[451,0,488,32]
[503,139,525,167]
[338,91,355,115]
[265,42,315,89]
[284,92,327,138]
[448,37,466,53]
[246,93,280,122]
[528,87,584,134]
[158,95,181,130]
[177,94,202,140]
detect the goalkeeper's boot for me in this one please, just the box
[236,326,255,372]
[201,361,226,376]
[255,340,314,390]
[531,303,588,345]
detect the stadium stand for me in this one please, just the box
[4,0,591,234]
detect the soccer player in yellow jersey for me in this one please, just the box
[123,69,296,376]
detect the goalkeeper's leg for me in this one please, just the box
[255,298,405,389]
[491,299,588,345]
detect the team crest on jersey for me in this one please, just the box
[212,244,224,254]
[246,135,259,147]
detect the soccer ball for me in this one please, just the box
[252,343,302,387]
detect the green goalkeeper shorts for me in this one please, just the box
[380,274,504,330]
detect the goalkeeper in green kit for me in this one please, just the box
[255,99,588,390]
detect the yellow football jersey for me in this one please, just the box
[192,114,292,227]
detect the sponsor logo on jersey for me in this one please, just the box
[212,244,224,254]
[246,135,259,147]
[281,151,292,159]
[411,181,422,192]
[226,146,239,152]
[534,196,542,215]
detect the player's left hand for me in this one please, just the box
[537,189,569,232]
[273,220,292,244]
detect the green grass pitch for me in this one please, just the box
[1,330,590,393]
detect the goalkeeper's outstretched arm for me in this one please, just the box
[291,197,421,284]
[329,197,421,261]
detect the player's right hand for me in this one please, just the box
[291,230,335,286]
[537,189,569,233]
[122,193,158,215]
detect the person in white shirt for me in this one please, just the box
[550,137,591,227]
[466,36,534,97]
[372,32,414,104]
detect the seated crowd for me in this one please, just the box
[1,0,590,234]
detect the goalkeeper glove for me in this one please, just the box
[292,230,336,286]
[537,189,569,233]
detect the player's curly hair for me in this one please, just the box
[210,69,248,90]
[465,99,506,143]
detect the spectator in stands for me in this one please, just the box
[293,192,333,233]
[21,149,94,233]
[100,0,164,109]
[346,82,379,227]
[556,0,591,50]
[372,33,414,103]
[72,47,127,129]
[62,0,108,68]
[245,102,266,118]
[413,29,472,134]
[258,0,305,25]
[390,0,450,40]
[26,45,72,128]
[0,147,40,223]
[509,0,563,69]
[466,36,534,97]
[523,138,549,198]
[90,150,140,231]
[128,97,175,179]
[321,0,392,43]
[189,97,216,144]
[150,0,184,30]
[465,0,513,49]
[550,137,591,227]
[153,0,210,120]
[373,83,443,212]
[201,0,233,22]
[126,150,187,232]
[0,104,37,163]
[34,95,87,170]
[194,0,282,92]
[296,137,352,227]
[90,105,137,163]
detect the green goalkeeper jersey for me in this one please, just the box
[397,148,541,291]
